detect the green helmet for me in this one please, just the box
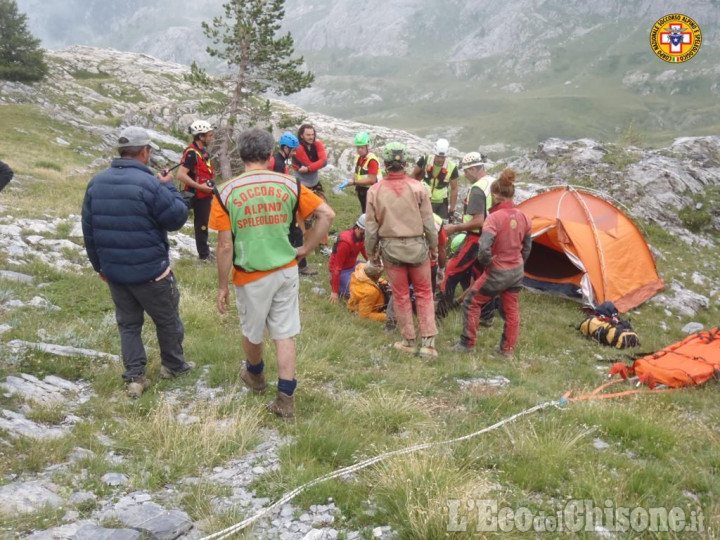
[382,142,406,164]
[354,131,370,146]
[450,233,466,254]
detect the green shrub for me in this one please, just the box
[679,205,712,232]
[601,147,641,169]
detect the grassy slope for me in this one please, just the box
[0,101,719,538]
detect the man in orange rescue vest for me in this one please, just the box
[178,120,215,261]
[209,127,335,418]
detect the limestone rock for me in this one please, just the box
[651,281,710,317]
[0,269,33,284]
[68,491,97,507]
[111,498,193,540]
[6,340,120,362]
[0,373,91,406]
[456,376,510,389]
[101,473,129,486]
[75,524,142,540]
[682,322,704,334]
[0,409,68,439]
[28,523,86,540]
[593,438,610,450]
[0,481,63,515]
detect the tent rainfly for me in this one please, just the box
[517,186,664,313]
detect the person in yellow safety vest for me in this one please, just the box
[346,131,381,213]
[438,152,497,324]
[411,138,459,220]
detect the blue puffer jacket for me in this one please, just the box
[81,158,188,284]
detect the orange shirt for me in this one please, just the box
[209,181,323,286]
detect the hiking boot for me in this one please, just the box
[418,341,438,359]
[494,345,514,358]
[384,319,397,334]
[267,391,295,418]
[418,336,438,359]
[480,319,494,328]
[127,376,150,399]
[320,246,333,257]
[418,346,438,359]
[160,361,196,379]
[298,266,318,276]
[240,363,267,394]
[393,339,416,355]
[450,341,474,353]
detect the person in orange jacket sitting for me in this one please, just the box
[347,261,388,322]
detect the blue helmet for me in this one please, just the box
[279,132,299,149]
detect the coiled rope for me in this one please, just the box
[200,400,559,540]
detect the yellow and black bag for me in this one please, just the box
[579,302,640,349]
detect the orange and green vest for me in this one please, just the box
[462,175,495,233]
[421,154,457,203]
[215,171,299,272]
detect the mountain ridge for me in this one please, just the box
[15,0,720,148]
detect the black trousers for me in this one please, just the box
[356,186,369,213]
[432,200,449,220]
[107,272,186,381]
[289,224,306,269]
[191,196,212,259]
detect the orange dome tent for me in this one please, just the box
[517,187,664,313]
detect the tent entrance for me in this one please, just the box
[524,241,581,280]
[523,234,584,299]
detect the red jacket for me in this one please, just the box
[328,228,368,293]
[479,201,532,271]
[292,140,327,172]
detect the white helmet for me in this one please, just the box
[355,213,366,230]
[189,120,213,136]
[461,152,486,171]
[435,138,450,156]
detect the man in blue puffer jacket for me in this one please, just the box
[82,126,192,398]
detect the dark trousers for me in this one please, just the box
[432,200,449,220]
[107,272,185,381]
[356,186,369,213]
[289,225,306,269]
[191,196,212,259]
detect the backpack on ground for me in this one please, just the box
[579,301,639,349]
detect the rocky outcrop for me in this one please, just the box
[507,136,720,244]
[0,481,63,515]
[0,47,456,181]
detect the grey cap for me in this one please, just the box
[355,213,366,230]
[118,126,159,150]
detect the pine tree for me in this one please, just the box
[202,0,314,180]
[0,0,47,82]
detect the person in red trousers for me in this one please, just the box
[452,169,531,356]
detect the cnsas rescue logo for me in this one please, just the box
[650,14,702,63]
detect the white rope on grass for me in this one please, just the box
[199,399,559,540]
